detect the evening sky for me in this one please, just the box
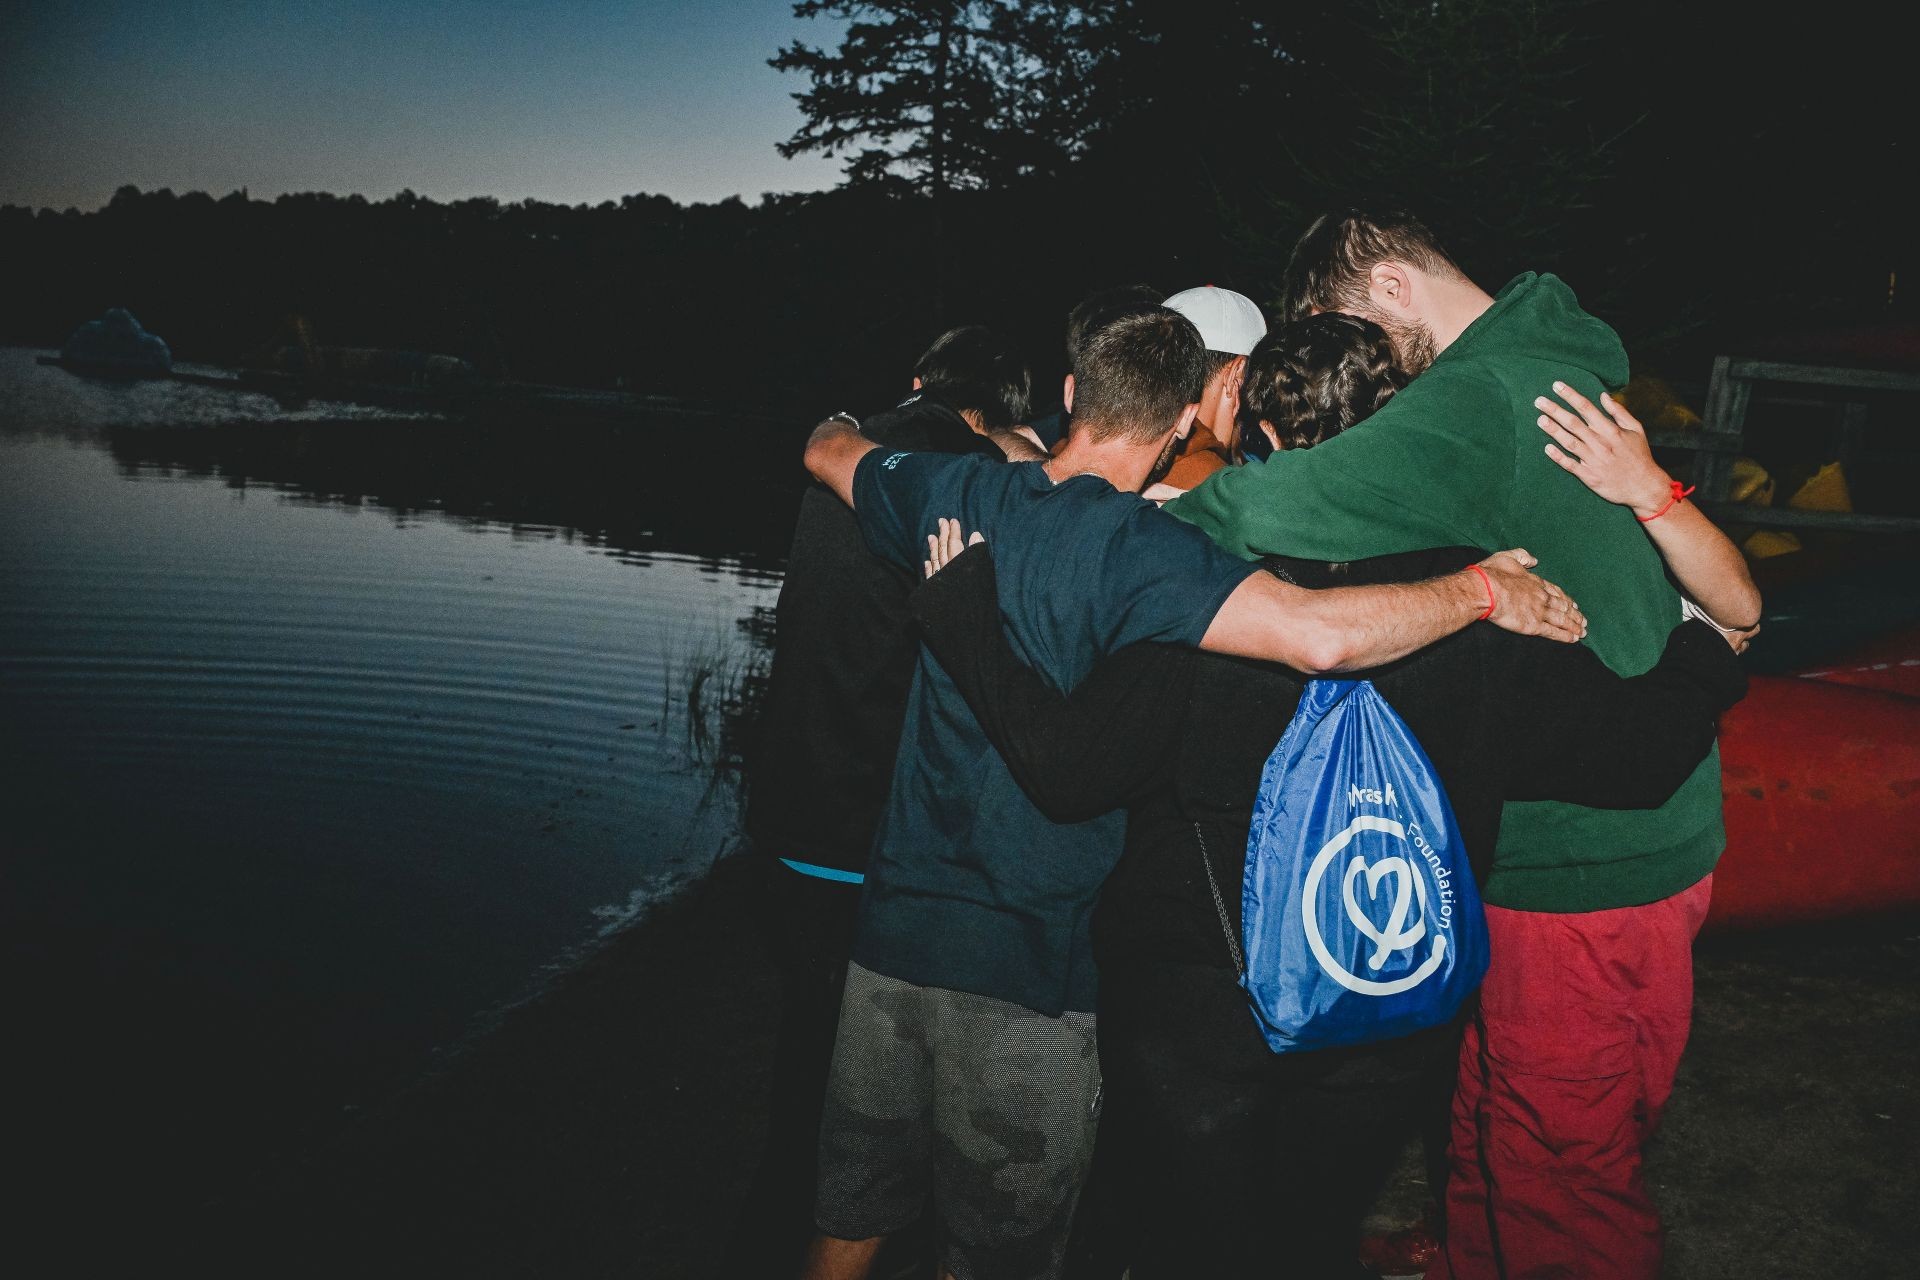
[0,0,844,212]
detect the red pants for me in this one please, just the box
[1430,875,1713,1280]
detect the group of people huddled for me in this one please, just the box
[733,209,1762,1280]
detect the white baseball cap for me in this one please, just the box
[1162,285,1268,356]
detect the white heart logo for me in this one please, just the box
[1342,855,1428,970]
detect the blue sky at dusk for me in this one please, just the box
[0,0,845,212]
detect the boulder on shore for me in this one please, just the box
[61,308,173,377]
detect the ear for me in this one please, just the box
[1223,354,1248,408]
[1061,373,1075,414]
[1368,262,1414,313]
[1174,402,1200,441]
[912,376,924,390]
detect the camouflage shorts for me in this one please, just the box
[815,963,1102,1280]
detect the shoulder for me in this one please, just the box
[1314,363,1513,466]
[860,444,977,484]
[1386,362,1510,416]
[1120,493,1205,531]
[866,393,984,455]
[1105,499,1256,586]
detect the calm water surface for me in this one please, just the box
[0,348,796,1205]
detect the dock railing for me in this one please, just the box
[1647,356,1920,535]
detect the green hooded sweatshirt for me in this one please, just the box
[1166,273,1723,912]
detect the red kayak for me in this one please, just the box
[1709,631,1920,930]
[1790,628,1920,700]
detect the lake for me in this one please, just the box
[0,348,800,1214]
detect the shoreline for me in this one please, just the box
[224,849,781,1276]
[171,859,1918,1276]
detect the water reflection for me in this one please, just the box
[0,348,797,1227]
[99,410,804,576]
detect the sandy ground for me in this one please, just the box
[224,853,1917,1278]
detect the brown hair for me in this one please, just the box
[1071,305,1208,445]
[1281,207,1461,321]
[1237,313,1408,453]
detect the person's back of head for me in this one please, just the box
[1161,285,1269,445]
[1071,306,1208,445]
[1065,284,1164,366]
[1162,286,1267,359]
[1282,207,1475,373]
[913,325,1033,430]
[1237,313,1408,456]
[1282,207,1464,321]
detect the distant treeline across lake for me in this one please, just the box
[1,1,1907,408]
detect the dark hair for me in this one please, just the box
[1282,207,1462,321]
[1065,283,1164,363]
[912,325,1032,429]
[1200,347,1241,380]
[1237,313,1408,453]
[1071,306,1208,445]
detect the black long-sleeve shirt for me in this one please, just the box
[908,546,1747,972]
[746,393,1001,871]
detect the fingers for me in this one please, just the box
[1543,442,1583,474]
[1480,556,1587,644]
[924,518,984,578]
[926,520,955,577]
[1524,594,1586,643]
[1598,391,1646,435]
[1548,380,1608,431]
[1535,392,1597,456]
[1557,593,1588,637]
[1535,410,1587,459]
[968,531,984,546]
[1532,579,1587,639]
[1534,615,1586,643]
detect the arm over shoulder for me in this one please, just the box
[910,544,1192,822]
[1499,620,1748,809]
[1092,503,1259,652]
[1165,367,1516,561]
[848,447,962,571]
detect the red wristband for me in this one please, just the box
[1466,564,1496,621]
[1636,479,1697,523]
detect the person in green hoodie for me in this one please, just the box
[1165,208,1761,1280]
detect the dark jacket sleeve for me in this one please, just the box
[907,545,1193,824]
[1499,620,1749,809]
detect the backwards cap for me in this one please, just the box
[1162,285,1268,356]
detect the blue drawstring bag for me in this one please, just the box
[1225,679,1488,1053]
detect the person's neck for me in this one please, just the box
[1425,274,1497,356]
[1044,433,1154,493]
[1196,379,1232,439]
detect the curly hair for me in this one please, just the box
[1236,313,1408,454]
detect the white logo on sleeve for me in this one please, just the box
[881,452,909,470]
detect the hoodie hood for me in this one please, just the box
[1444,272,1630,389]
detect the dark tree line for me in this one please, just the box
[0,0,1906,416]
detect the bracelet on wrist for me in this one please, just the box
[1465,563,1496,621]
[826,409,861,432]
[1637,479,1696,523]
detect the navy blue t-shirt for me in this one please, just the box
[850,447,1256,1014]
